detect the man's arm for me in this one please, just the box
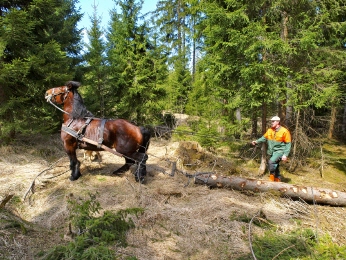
[252,136,267,146]
[282,130,292,161]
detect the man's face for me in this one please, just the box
[271,120,280,128]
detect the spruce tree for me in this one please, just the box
[82,2,108,117]
[106,0,167,124]
[155,0,193,113]
[0,0,83,141]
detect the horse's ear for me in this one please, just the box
[66,81,81,89]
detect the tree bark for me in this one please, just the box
[259,102,267,175]
[343,101,346,135]
[289,109,300,171]
[251,112,257,137]
[279,11,289,125]
[328,105,337,139]
[194,173,346,206]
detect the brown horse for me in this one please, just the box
[45,81,151,182]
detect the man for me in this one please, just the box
[252,116,291,182]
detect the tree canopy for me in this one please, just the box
[0,0,345,146]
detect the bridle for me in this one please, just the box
[45,86,70,115]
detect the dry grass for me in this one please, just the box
[1,134,346,259]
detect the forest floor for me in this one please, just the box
[1,134,346,259]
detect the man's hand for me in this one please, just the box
[251,141,257,146]
[282,155,288,161]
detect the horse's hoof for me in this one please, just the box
[69,174,81,181]
[135,176,145,183]
[112,170,124,176]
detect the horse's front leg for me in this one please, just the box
[66,147,81,181]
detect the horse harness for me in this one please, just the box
[61,118,123,157]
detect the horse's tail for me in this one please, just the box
[139,126,151,153]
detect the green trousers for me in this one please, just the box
[268,152,283,178]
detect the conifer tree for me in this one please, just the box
[106,0,167,124]
[82,2,108,117]
[155,0,192,113]
[0,0,83,141]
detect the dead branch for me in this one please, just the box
[23,157,66,200]
[0,194,14,209]
[249,211,260,260]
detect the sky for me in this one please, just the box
[77,0,158,31]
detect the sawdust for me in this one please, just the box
[0,134,346,259]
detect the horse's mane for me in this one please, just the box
[71,89,94,119]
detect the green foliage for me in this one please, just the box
[67,192,102,234]
[82,4,108,118]
[42,240,115,260]
[104,0,168,124]
[41,193,144,260]
[249,228,315,259]
[195,122,220,151]
[172,125,197,142]
[238,227,346,260]
[309,235,346,260]
[0,0,83,141]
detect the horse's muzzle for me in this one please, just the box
[45,92,52,102]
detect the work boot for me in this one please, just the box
[274,177,281,182]
[269,174,275,181]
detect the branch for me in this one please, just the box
[0,194,14,209]
[23,157,66,200]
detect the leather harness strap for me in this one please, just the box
[77,117,93,136]
[98,119,107,148]
[61,124,79,139]
[61,118,123,158]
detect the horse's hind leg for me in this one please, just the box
[112,157,135,175]
[132,153,148,183]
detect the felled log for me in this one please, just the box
[194,173,346,207]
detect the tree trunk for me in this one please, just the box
[342,101,346,135]
[194,173,346,206]
[251,110,257,137]
[236,108,241,121]
[328,105,337,139]
[286,81,293,124]
[259,102,267,175]
[279,11,289,125]
[289,109,300,171]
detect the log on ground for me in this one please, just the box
[194,173,346,207]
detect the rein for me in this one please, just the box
[48,98,70,115]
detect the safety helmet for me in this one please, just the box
[270,116,280,121]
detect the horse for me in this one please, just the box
[45,81,151,182]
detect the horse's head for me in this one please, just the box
[45,81,81,104]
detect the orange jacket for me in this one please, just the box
[256,126,291,156]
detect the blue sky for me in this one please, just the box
[77,0,158,31]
